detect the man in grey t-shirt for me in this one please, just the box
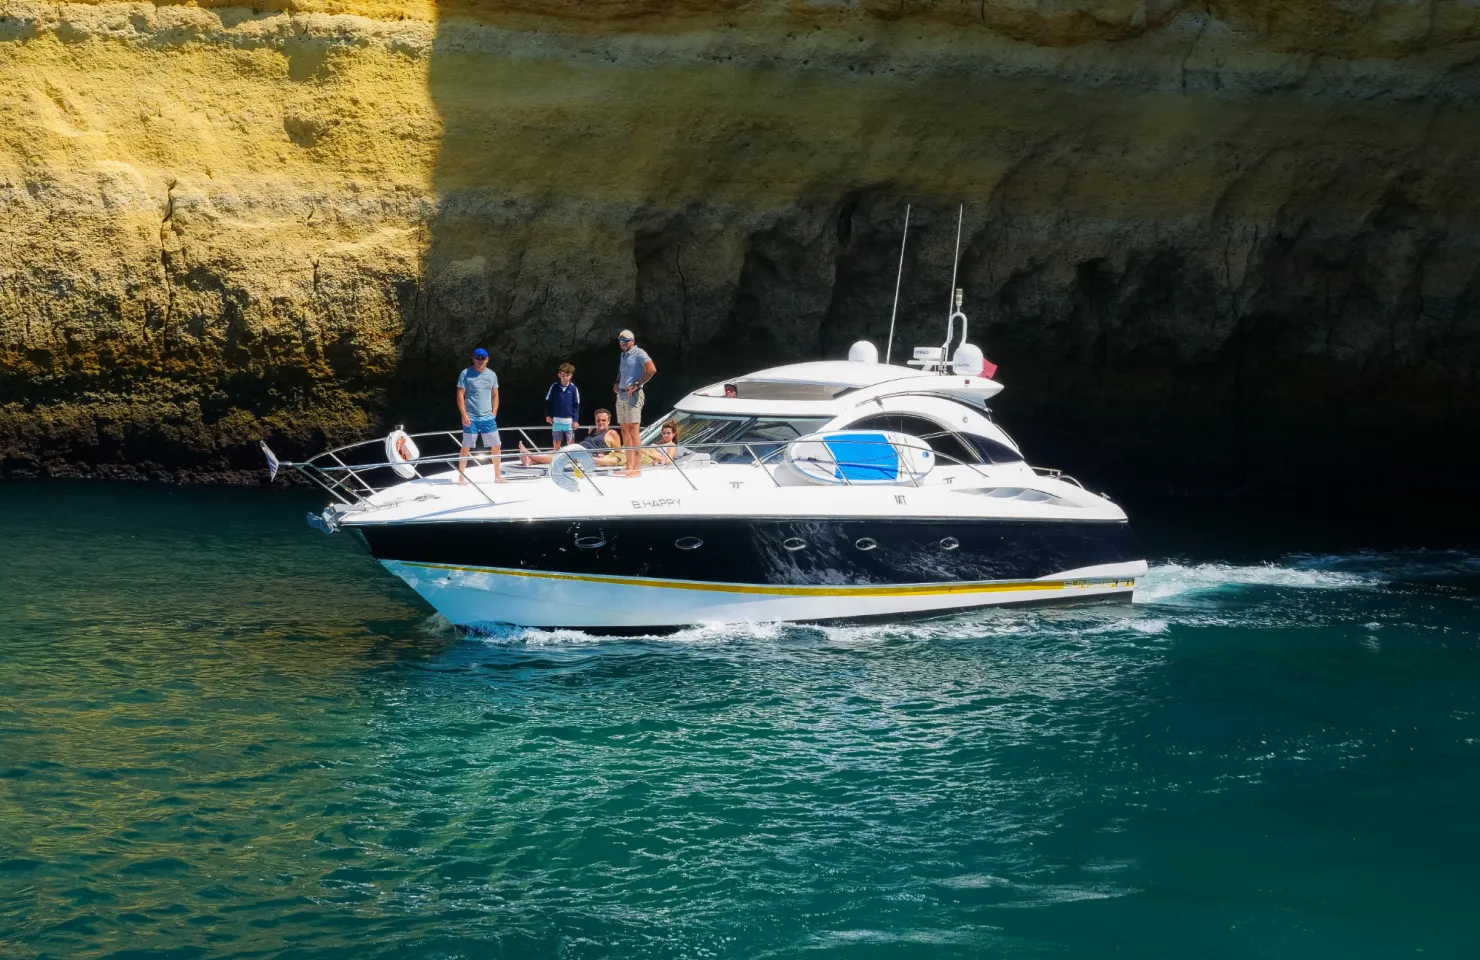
[456,347,506,485]
[613,329,656,476]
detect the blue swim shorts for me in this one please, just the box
[462,415,500,449]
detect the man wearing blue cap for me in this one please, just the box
[456,347,506,485]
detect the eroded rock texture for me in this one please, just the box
[2,0,1478,489]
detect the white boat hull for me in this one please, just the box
[383,559,1147,631]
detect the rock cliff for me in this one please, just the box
[2,0,1478,490]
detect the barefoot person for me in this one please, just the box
[518,426,622,467]
[613,330,656,477]
[456,347,506,485]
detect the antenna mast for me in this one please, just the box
[947,203,963,317]
[884,204,910,365]
[939,204,964,372]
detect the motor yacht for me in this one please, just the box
[267,324,1147,632]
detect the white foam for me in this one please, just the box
[1135,561,1374,603]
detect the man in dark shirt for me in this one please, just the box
[517,430,621,467]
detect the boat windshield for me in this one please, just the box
[649,413,832,463]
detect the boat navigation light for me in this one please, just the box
[848,340,879,363]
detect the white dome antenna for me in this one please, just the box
[952,342,984,376]
[848,340,879,364]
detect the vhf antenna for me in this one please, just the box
[939,204,964,373]
[884,203,910,365]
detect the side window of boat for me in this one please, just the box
[845,415,981,465]
[962,434,1024,465]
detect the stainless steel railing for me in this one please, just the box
[269,426,1020,508]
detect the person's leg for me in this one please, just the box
[487,431,506,483]
[622,390,645,476]
[621,422,641,476]
[519,440,545,466]
[458,422,479,483]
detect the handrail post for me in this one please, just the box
[895,438,923,488]
[744,443,782,487]
[667,449,699,492]
[564,450,606,497]
[328,452,376,499]
[937,430,991,483]
[301,465,355,506]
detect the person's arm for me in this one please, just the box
[628,357,657,395]
[545,384,554,424]
[572,386,580,426]
[457,386,470,427]
[491,387,500,420]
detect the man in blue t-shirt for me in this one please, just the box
[613,329,657,477]
[456,347,506,485]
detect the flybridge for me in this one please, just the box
[675,358,1003,418]
[679,205,998,416]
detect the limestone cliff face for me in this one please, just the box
[2,0,1479,489]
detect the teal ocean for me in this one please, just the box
[3,483,1479,958]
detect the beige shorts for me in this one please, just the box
[615,388,645,425]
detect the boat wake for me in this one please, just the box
[1133,560,1374,603]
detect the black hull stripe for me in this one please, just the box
[357,517,1141,587]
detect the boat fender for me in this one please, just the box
[385,428,420,479]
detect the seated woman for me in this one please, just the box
[519,428,623,467]
[639,421,682,467]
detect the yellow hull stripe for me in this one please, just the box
[394,561,1135,599]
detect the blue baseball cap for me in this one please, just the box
[472,348,488,359]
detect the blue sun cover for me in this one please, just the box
[825,433,899,482]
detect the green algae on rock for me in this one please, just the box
[2,1,1479,487]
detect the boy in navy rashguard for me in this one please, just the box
[544,362,581,450]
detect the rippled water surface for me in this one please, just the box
[3,483,1479,958]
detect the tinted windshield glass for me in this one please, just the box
[654,414,831,462]
[844,414,987,465]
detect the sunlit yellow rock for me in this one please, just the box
[2,1,1478,481]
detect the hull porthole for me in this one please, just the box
[575,535,606,550]
[855,537,878,551]
[940,537,960,551]
[782,537,807,552]
[675,537,703,551]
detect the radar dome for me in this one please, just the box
[848,340,879,364]
[952,343,985,376]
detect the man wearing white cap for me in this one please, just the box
[613,329,656,477]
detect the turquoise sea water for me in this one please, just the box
[2,482,1479,959]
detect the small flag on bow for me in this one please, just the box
[260,441,280,482]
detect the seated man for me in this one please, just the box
[518,427,622,467]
